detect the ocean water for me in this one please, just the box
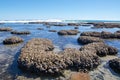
[0,23,120,80]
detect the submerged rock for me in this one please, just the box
[77,36,103,44]
[11,31,30,35]
[37,28,44,30]
[0,27,12,31]
[70,72,90,80]
[109,58,120,73]
[48,30,57,32]
[80,42,118,57]
[3,36,23,44]
[58,30,79,35]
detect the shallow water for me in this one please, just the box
[0,23,120,80]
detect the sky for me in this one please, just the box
[0,0,120,20]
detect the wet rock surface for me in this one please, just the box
[109,58,120,73]
[48,30,57,32]
[37,28,44,30]
[81,31,120,39]
[0,27,12,31]
[58,30,79,35]
[3,36,23,44]
[89,23,120,28]
[80,42,118,57]
[77,36,103,44]
[60,48,101,71]
[11,31,30,35]
[18,39,101,75]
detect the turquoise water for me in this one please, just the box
[0,23,120,79]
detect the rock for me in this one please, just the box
[77,36,103,44]
[109,58,120,73]
[48,30,57,32]
[67,23,81,26]
[58,30,79,35]
[115,30,120,33]
[91,23,120,28]
[18,38,66,75]
[11,31,30,35]
[70,72,90,80]
[37,28,44,30]
[18,39,101,75]
[3,36,23,44]
[74,27,79,29]
[81,32,101,37]
[60,48,101,71]
[80,42,118,57]
[81,31,120,39]
[101,31,115,39]
[0,27,12,31]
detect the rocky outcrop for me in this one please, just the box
[11,31,30,35]
[80,42,118,57]
[81,31,120,39]
[3,36,23,44]
[77,36,103,44]
[58,30,79,35]
[18,38,101,75]
[89,23,120,28]
[48,30,57,32]
[60,48,101,71]
[37,28,44,30]
[109,58,120,73]
[81,32,101,37]
[74,27,79,29]
[0,27,12,31]
[67,23,81,26]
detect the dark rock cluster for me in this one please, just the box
[80,42,118,57]
[81,31,120,39]
[3,36,23,44]
[0,27,12,31]
[48,30,57,32]
[77,36,103,44]
[87,22,120,28]
[58,30,80,35]
[18,38,101,75]
[109,58,120,73]
[11,31,30,35]
[37,28,44,30]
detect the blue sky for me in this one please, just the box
[0,0,120,20]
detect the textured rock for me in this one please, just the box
[18,39,101,75]
[60,48,101,71]
[48,30,57,32]
[80,31,120,39]
[37,28,44,30]
[77,36,103,44]
[109,58,120,73]
[0,27,12,31]
[3,36,23,44]
[11,31,30,35]
[80,42,118,57]
[58,30,79,35]
[81,32,101,37]
[91,23,120,28]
